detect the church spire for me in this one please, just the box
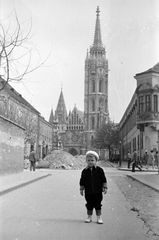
[49,107,54,124]
[93,6,102,46]
[55,89,67,124]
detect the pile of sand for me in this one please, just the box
[37,150,87,170]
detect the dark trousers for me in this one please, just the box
[85,193,103,211]
[128,160,131,168]
[30,161,36,171]
[132,162,141,172]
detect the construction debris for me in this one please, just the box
[37,150,87,170]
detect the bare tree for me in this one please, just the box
[93,119,121,158]
[0,11,48,91]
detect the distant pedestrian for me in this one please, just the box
[156,151,159,174]
[127,151,131,169]
[143,150,149,167]
[137,152,142,168]
[79,150,107,224]
[29,147,36,171]
[154,151,158,169]
[150,150,155,169]
[132,150,142,172]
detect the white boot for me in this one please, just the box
[97,215,103,224]
[85,215,92,223]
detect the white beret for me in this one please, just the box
[86,151,99,160]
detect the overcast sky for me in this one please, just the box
[1,0,159,123]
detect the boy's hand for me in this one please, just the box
[103,188,107,194]
[80,190,84,196]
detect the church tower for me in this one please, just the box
[55,88,67,133]
[84,6,109,150]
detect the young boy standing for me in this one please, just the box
[79,151,107,224]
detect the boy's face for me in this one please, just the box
[86,155,96,167]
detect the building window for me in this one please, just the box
[92,99,95,111]
[154,95,158,112]
[137,135,139,151]
[141,132,143,149]
[99,80,103,92]
[91,117,95,129]
[133,138,136,151]
[92,80,95,92]
[139,96,144,113]
[145,95,151,112]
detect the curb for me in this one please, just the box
[127,175,159,193]
[118,168,158,172]
[0,174,51,196]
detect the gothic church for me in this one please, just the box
[49,6,109,155]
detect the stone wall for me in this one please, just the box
[0,115,25,174]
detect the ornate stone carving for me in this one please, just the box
[138,112,150,120]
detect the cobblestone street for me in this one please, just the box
[112,175,159,240]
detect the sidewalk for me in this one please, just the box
[0,170,51,196]
[109,161,159,192]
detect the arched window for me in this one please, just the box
[92,80,95,92]
[154,95,158,112]
[99,98,103,111]
[92,99,95,111]
[91,135,94,147]
[99,80,103,92]
[91,117,95,129]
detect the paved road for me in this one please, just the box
[0,169,151,240]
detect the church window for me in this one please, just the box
[99,80,103,92]
[99,98,103,111]
[91,117,95,129]
[92,80,95,92]
[139,96,144,113]
[154,95,158,112]
[91,135,94,147]
[92,99,95,111]
[145,95,151,112]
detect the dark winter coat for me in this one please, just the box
[29,151,36,162]
[79,166,107,194]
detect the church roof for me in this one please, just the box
[49,108,54,124]
[90,6,105,54]
[56,90,67,113]
[55,89,67,124]
[93,6,102,46]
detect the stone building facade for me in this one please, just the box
[84,6,109,150]
[0,78,53,173]
[49,90,84,155]
[49,7,109,155]
[119,63,159,160]
[0,115,25,174]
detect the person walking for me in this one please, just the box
[127,151,131,169]
[154,151,158,169]
[137,151,142,169]
[143,150,149,168]
[132,150,142,172]
[150,150,155,169]
[29,147,36,171]
[79,150,107,224]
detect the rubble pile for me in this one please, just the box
[37,150,87,170]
